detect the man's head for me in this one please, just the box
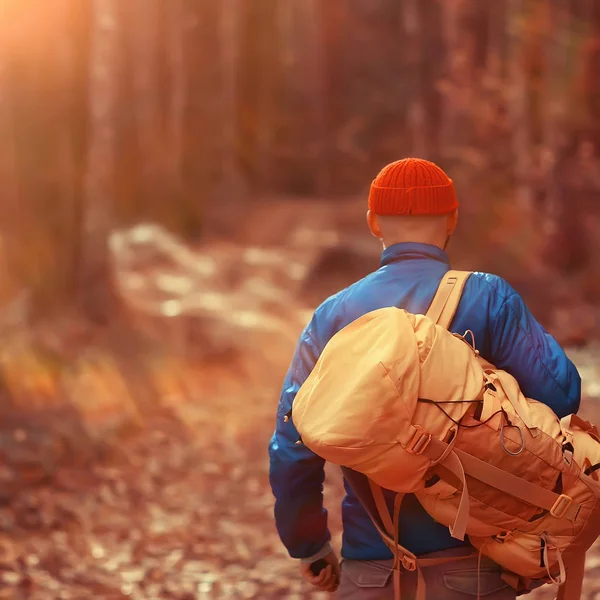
[366,158,459,250]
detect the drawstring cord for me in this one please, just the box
[453,330,479,356]
[476,541,490,600]
[542,533,566,586]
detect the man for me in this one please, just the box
[268,158,581,599]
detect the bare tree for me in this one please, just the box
[270,0,327,195]
[79,0,119,322]
[56,0,80,300]
[507,0,533,213]
[439,0,462,159]
[403,0,426,157]
[219,0,243,197]
[0,38,23,321]
[293,0,328,194]
[131,0,162,205]
[539,2,571,221]
[0,41,19,262]
[310,0,329,195]
[166,0,186,195]
[254,1,276,192]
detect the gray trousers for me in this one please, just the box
[337,548,517,599]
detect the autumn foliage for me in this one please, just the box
[0,2,600,597]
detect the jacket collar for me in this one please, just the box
[379,242,450,268]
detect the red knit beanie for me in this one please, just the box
[368,158,458,216]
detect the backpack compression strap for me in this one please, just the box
[426,270,472,329]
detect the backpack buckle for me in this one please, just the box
[550,494,572,518]
[407,426,431,455]
[401,556,417,571]
[492,531,512,544]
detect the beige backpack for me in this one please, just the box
[292,271,600,600]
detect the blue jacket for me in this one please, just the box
[268,243,581,563]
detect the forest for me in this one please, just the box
[1,0,599,319]
[0,0,599,598]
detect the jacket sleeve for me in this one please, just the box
[268,320,331,560]
[488,285,581,418]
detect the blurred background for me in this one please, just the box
[0,0,599,598]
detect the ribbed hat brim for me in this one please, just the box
[368,180,458,215]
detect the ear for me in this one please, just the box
[366,210,382,239]
[446,208,458,236]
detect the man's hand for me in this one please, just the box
[300,551,341,593]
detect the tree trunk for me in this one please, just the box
[166,0,185,189]
[486,0,507,73]
[79,0,119,323]
[271,0,326,195]
[540,1,571,221]
[0,35,22,315]
[403,0,426,157]
[219,0,243,198]
[507,0,533,213]
[0,45,19,240]
[130,0,162,211]
[255,1,277,192]
[295,0,328,194]
[439,0,462,160]
[56,0,80,302]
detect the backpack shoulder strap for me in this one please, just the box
[425,270,472,330]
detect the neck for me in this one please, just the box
[375,214,452,251]
[382,237,446,250]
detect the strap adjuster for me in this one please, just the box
[407,426,431,455]
[401,556,417,571]
[550,494,572,519]
[492,531,512,544]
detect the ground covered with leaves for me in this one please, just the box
[0,403,345,600]
[0,313,346,600]
[0,351,597,600]
[1,223,600,599]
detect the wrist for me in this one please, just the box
[299,542,334,564]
